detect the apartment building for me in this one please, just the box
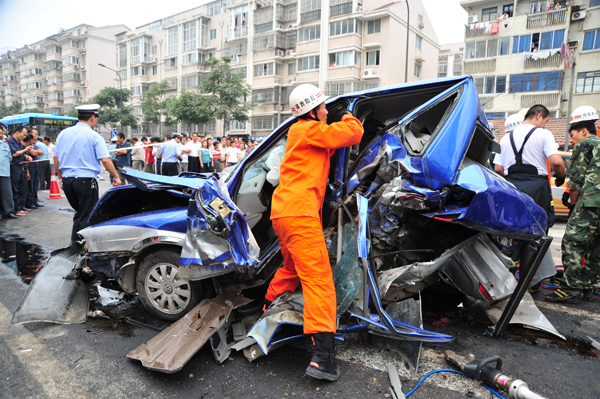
[460,0,600,121]
[0,24,129,115]
[437,42,464,78]
[119,0,440,137]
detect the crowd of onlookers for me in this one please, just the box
[106,132,261,181]
[0,122,54,220]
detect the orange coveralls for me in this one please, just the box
[265,114,364,334]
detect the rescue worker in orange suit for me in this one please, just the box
[264,84,364,381]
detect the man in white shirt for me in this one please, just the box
[187,133,202,173]
[495,104,566,229]
[131,137,145,171]
[180,136,191,172]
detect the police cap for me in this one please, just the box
[172,133,183,139]
[76,104,101,117]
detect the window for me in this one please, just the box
[118,43,127,68]
[330,19,361,37]
[252,89,275,103]
[327,81,361,97]
[165,26,178,56]
[415,35,422,50]
[583,29,600,51]
[328,50,360,67]
[453,56,463,75]
[133,105,142,115]
[131,38,141,64]
[576,71,600,93]
[152,65,157,75]
[288,62,296,75]
[510,71,562,92]
[149,21,162,35]
[367,19,381,35]
[184,21,197,51]
[182,75,199,88]
[512,34,532,53]
[255,22,272,34]
[366,50,380,66]
[474,75,506,94]
[414,63,421,78]
[131,66,147,77]
[132,86,142,96]
[152,45,157,55]
[465,38,508,59]
[210,29,217,41]
[502,4,514,17]
[233,67,247,77]
[225,120,246,131]
[481,7,497,22]
[297,55,319,71]
[165,57,177,70]
[253,62,282,77]
[253,116,273,131]
[207,0,222,16]
[298,25,320,42]
[590,0,600,6]
[182,53,198,65]
[438,62,448,77]
[62,56,79,66]
[118,69,127,79]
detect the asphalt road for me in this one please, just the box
[0,173,598,399]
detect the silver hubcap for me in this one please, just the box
[145,263,191,315]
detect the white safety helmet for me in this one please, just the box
[569,105,599,125]
[505,113,525,132]
[289,84,328,117]
[487,121,495,132]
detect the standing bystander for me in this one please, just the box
[7,127,32,216]
[161,133,182,176]
[0,123,17,218]
[131,137,145,171]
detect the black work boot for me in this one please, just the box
[305,332,340,382]
[582,289,596,302]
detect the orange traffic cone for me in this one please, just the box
[47,172,64,199]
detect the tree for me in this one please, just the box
[140,82,175,135]
[67,87,137,132]
[199,57,252,134]
[23,108,43,114]
[0,103,23,119]
[169,90,211,130]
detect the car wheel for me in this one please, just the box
[136,249,203,322]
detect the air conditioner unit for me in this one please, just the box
[288,78,296,84]
[80,81,86,86]
[81,65,86,70]
[73,65,79,69]
[79,49,86,54]
[286,50,296,56]
[363,69,374,77]
[42,76,47,80]
[419,21,425,29]
[276,49,285,57]
[561,92,569,101]
[468,15,478,24]
[147,56,155,62]
[567,40,578,48]
[571,11,586,21]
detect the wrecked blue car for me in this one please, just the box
[13,76,561,372]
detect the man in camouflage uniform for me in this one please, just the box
[545,112,600,302]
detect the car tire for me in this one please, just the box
[136,249,204,322]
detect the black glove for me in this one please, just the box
[554,175,565,187]
[561,191,570,208]
[337,109,352,121]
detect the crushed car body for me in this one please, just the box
[12,76,563,372]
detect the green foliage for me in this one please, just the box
[141,82,175,133]
[66,87,136,131]
[22,108,43,114]
[199,57,252,123]
[0,102,23,119]
[169,90,210,128]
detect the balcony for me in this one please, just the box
[300,9,321,24]
[524,51,561,69]
[230,26,248,40]
[330,2,352,17]
[520,92,560,108]
[526,9,567,29]
[465,23,496,39]
[464,59,496,74]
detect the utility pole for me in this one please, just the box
[563,57,576,151]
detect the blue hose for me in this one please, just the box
[515,268,600,297]
[404,369,505,398]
